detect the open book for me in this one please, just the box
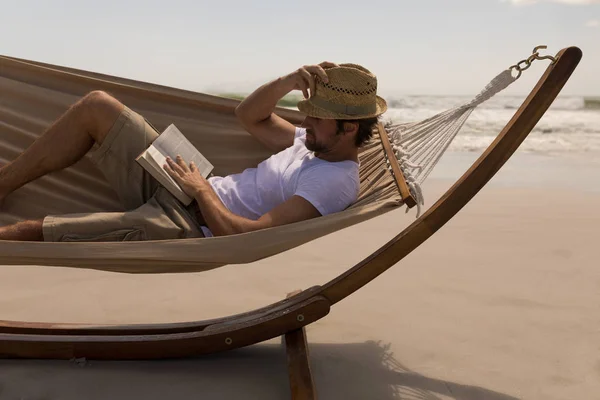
[136,124,214,205]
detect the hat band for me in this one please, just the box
[310,96,377,116]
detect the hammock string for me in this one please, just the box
[385,69,518,217]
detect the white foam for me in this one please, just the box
[383,95,600,156]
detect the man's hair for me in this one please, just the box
[336,117,379,148]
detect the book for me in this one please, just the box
[135,124,214,205]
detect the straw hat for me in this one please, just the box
[297,63,387,120]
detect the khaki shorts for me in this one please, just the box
[42,106,204,242]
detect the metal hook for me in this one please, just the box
[509,45,557,79]
[532,45,557,64]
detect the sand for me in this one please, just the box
[0,152,599,400]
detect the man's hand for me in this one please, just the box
[234,60,339,154]
[163,155,208,199]
[285,61,339,99]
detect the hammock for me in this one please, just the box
[0,47,570,273]
[0,47,583,365]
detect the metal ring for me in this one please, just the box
[509,66,522,80]
[225,337,233,345]
[517,59,532,71]
[508,45,557,80]
[297,314,305,322]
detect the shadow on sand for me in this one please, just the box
[0,340,519,400]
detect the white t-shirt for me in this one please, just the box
[201,127,360,237]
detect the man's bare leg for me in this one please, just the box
[0,90,124,241]
[0,90,124,204]
[0,220,44,241]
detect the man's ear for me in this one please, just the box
[343,122,359,135]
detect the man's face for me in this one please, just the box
[301,116,346,154]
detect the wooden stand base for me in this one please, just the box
[283,291,316,400]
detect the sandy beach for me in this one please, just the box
[0,151,599,399]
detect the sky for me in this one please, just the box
[0,0,598,97]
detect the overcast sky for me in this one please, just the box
[0,0,598,97]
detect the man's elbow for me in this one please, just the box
[210,220,260,237]
[235,104,258,131]
[234,101,244,116]
[210,224,240,237]
[234,103,247,122]
[235,100,272,126]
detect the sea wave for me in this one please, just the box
[384,97,600,156]
[384,95,599,111]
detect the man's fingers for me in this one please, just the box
[294,62,338,96]
[166,157,185,175]
[190,161,197,172]
[175,155,190,172]
[293,68,309,98]
[163,163,179,182]
[306,65,330,83]
[299,69,314,98]
[298,77,309,99]
[319,61,338,69]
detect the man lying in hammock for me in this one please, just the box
[0,62,387,241]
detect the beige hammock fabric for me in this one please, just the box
[0,55,403,273]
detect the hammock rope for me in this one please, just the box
[384,69,517,216]
[384,45,558,217]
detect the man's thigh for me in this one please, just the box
[89,106,161,210]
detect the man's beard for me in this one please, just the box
[305,129,335,153]
[305,136,327,153]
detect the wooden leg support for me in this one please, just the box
[284,291,316,400]
[284,327,316,400]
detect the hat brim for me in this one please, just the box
[296,96,387,120]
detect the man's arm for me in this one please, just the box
[194,185,321,237]
[163,156,321,236]
[234,77,297,153]
[235,62,337,153]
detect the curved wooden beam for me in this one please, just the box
[0,286,322,336]
[0,296,330,360]
[321,46,582,304]
[0,47,582,360]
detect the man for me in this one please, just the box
[0,61,387,241]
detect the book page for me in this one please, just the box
[145,146,182,189]
[152,124,214,177]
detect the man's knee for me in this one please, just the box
[79,90,125,143]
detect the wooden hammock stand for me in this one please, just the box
[0,46,582,400]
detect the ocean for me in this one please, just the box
[382,95,600,158]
